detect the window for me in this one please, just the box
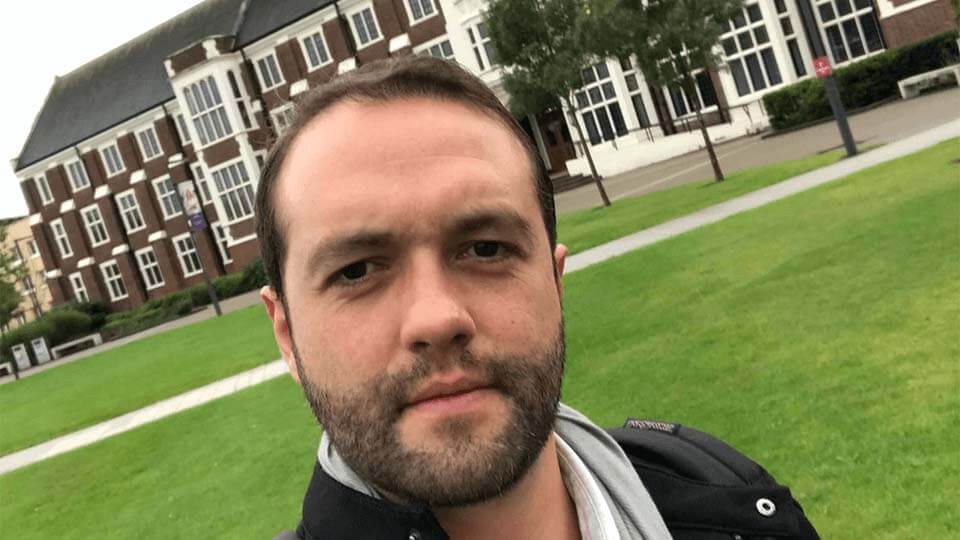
[574,62,628,145]
[22,275,35,295]
[183,76,233,146]
[35,174,54,205]
[407,0,435,23]
[80,204,110,246]
[16,313,26,326]
[351,7,381,47]
[621,59,653,129]
[302,30,331,69]
[173,234,203,277]
[116,189,146,233]
[467,22,497,71]
[135,247,164,290]
[212,223,232,264]
[227,71,252,130]
[192,164,212,204]
[50,218,73,258]
[256,53,284,90]
[100,260,128,301]
[100,142,125,176]
[419,39,454,60]
[175,113,192,143]
[28,239,39,258]
[153,177,183,220]
[814,0,884,65]
[720,3,784,97]
[66,159,90,192]
[136,125,163,161]
[69,272,89,303]
[787,39,807,78]
[211,161,255,222]
[270,106,295,135]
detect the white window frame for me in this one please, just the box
[116,189,146,233]
[99,141,126,177]
[347,5,382,49]
[192,164,213,205]
[50,218,73,259]
[182,75,233,147]
[35,174,54,205]
[415,36,455,60]
[403,0,437,25]
[69,272,89,303]
[80,203,110,247]
[466,21,497,72]
[720,3,785,98]
[28,239,39,258]
[175,113,192,144]
[172,233,203,278]
[135,247,165,291]
[211,222,233,265]
[813,0,885,67]
[153,176,183,221]
[254,51,285,91]
[573,61,629,146]
[270,104,295,135]
[210,160,256,223]
[65,159,91,192]
[136,125,163,162]
[100,260,128,301]
[300,28,333,71]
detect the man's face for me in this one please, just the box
[262,97,567,506]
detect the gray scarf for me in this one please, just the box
[317,403,672,540]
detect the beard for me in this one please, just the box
[291,322,565,508]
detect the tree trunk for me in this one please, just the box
[695,105,724,182]
[562,97,611,207]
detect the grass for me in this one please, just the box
[558,147,856,254]
[0,306,277,456]
[1,139,957,538]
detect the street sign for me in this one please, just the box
[813,56,832,79]
[178,181,207,231]
[31,337,51,364]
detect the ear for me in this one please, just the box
[260,285,302,385]
[553,243,567,300]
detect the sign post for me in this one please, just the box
[797,0,857,157]
[178,181,222,317]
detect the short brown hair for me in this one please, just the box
[255,55,556,301]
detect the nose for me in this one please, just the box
[399,254,476,357]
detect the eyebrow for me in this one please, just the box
[303,207,536,275]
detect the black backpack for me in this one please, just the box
[611,419,820,539]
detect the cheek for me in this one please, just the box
[472,271,561,346]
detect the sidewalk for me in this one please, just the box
[1,120,957,476]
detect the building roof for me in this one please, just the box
[236,0,334,46]
[15,0,342,172]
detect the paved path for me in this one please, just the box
[556,88,960,213]
[1,119,957,476]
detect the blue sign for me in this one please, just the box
[188,213,207,231]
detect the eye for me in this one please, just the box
[465,241,505,259]
[334,261,375,284]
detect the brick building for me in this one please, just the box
[1,216,52,329]
[11,0,954,312]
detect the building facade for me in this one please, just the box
[1,216,53,329]
[11,0,954,312]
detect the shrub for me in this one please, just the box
[62,301,110,329]
[0,309,94,365]
[100,295,194,341]
[764,32,960,131]
[240,257,268,292]
[213,274,246,299]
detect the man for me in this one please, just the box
[257,57,813,540]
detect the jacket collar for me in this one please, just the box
[300,460,449,540]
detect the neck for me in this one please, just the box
[432,435,580,540]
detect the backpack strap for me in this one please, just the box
[611,419,820,539]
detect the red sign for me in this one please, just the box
[813,56,832,79]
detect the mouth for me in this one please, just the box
[404,377,496,415]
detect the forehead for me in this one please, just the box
[274,97,540,245]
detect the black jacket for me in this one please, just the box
[280,421,819,540]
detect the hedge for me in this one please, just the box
[0,309,95,365]
[763,31,960,131]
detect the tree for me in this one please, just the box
[0,224,28,332]
[486,0,612,206]
[586,0,744,182]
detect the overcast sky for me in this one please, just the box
[0,1,206,220]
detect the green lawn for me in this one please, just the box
[558,147,855,254]
[1,140,957,539]
[0,306,277,456]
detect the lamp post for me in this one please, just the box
[796,0,857,157]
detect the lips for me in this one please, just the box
[407,377,490,408]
